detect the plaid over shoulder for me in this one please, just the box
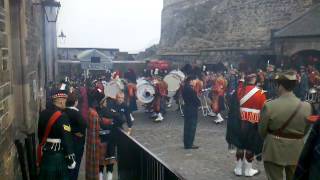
[85,108,101,180]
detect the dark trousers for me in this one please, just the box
[69,136,85,180]
[100,133,116,173]
[183,106,198,148]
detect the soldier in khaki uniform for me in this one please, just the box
[259,70,312,180]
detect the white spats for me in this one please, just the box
[244,159,259,177]
[234,160,243,176]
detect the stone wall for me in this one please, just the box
[0,1,17,178]
[0,0,46,179]
[160,0,315,56]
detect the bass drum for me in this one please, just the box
[136,79,155,104]
[104,79,125,99]
[164,70,185,97]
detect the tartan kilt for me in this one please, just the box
[238,121,263,156]
[99,142,107,165]
[38,152,69,180]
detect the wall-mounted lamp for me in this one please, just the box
[34,0,61,23]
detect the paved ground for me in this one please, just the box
[131,106,267,180]
[79,105,267,180]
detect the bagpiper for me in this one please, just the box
[234,73,266,177]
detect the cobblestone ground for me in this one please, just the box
[131,106,267,180]
[79,105,267,180]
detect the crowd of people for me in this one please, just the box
[37,63,320,180]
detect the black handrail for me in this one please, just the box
[116,129,186,180]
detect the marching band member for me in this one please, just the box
[257,69,265,88]
[124,68,137,84]
[194,78,204,96]
[209,74,227,123]
[126,80,138,121]
[112,70,121,80]
[152,77,168,122]
[264,64,277,99]
[234,73,266,177]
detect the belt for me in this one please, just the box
[99,130,111,135]
[47,138,61,143]
[44,138,62,152]
[269,131,304,139]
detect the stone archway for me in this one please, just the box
[290,50,320,70]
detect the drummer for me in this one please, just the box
[164,70,185,108]
[152,76,168,122]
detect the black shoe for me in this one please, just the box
[191,145,199,149]
[184,145,199,149]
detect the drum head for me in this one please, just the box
[170,70,185,81]
[105,80,123,99]
[164,74,181,92]
[136,83,155,103]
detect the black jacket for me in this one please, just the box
[108,99,133,128]
[64,107,86,137]
[182,83,201,118]
[182,84,201,107]
[38,107,74,157]
[294,120,320,180]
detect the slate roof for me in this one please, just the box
[274,4,320,38]
[77,49,112,62]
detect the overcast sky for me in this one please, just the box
[57,0,163,53]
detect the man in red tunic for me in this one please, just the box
[152,78,168,122]
[209,74,227,123]
[234,73,266,177]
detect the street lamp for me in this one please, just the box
[34,0,61,23]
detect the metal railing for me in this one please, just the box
[116,129,186,180]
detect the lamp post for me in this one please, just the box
[34,0,61,84]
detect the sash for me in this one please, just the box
[37,111,62,166]
[240,87,260,106]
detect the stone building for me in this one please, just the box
[0,0,57,179]
[57,48,118,79]
[159,0,320,68]
[57,48,145,79]
[273,4,320,69]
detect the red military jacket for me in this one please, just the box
[127,83,137,98]
[155,80,168,97]
[237,82,266,123]
[213,76,227,96]
[194,79,204,96]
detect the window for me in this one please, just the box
[91,56,101,63]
